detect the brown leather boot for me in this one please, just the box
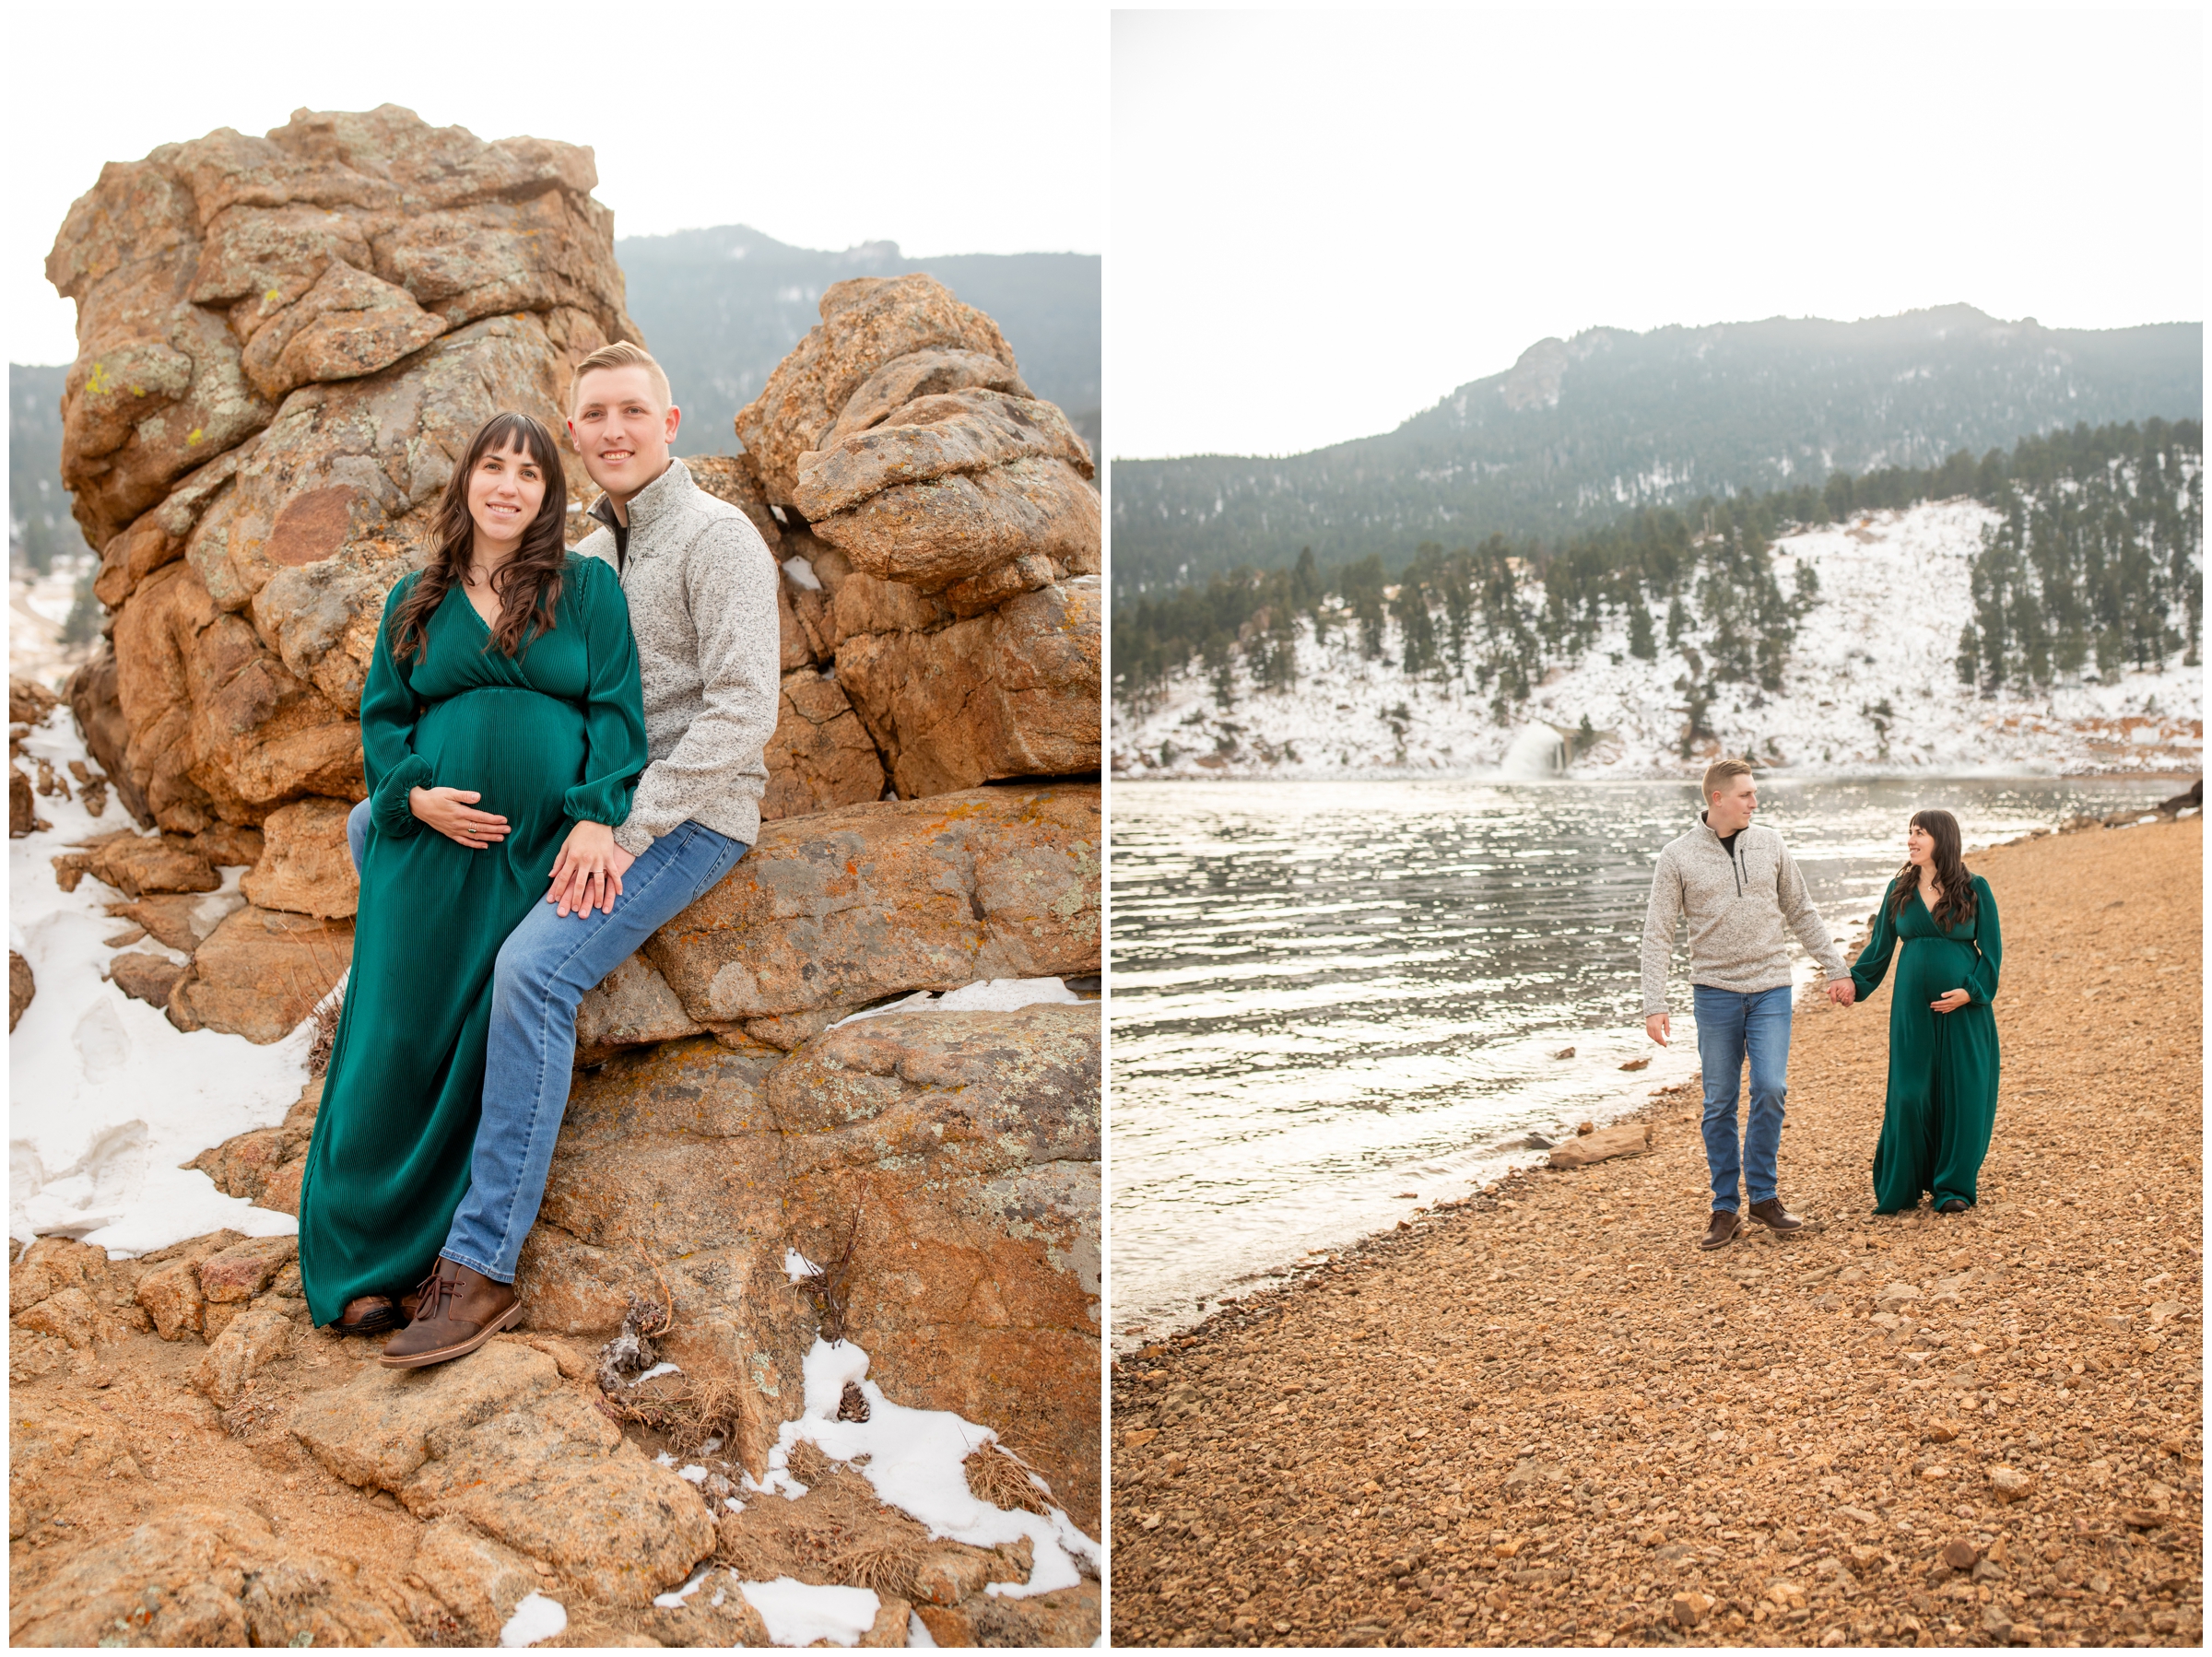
[1747,1197,1806,1233]
[380,1259,521,1369]
[1698,1208,1740,1251]
[333,1295,401,1335]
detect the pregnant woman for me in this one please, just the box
[1848,808,2003,1215]
[298,411,646,1340]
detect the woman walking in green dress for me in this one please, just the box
[1848,808,2002,1215]
[297,412,647,1333]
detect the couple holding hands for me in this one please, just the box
[294,342,778,1365]
[1642,758,2003,1248]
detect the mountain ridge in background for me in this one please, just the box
[1111,304,2202,599]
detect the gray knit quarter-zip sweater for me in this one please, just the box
[575,459,780,854]
[1640,814,1849,1016]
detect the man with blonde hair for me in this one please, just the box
[350,339,781,1367]
[1641,758,1854,1251]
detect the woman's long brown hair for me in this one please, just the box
[389,412,570,663]
[1888,807,1978,929]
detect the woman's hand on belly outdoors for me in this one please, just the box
[547,820,636,917]
[1930,988,1970,1014]
[410,786,512,850]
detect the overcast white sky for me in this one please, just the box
[1114,7,2204,458]
[10,6,1103,367]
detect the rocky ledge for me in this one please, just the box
[8,1276,1098,1646]
[1110,818,2202,1648]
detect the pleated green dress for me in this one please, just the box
[297,555,646,1326]
[1848,873,2003,1214]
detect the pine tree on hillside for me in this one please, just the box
[1628,601,1656,660]
[1341,556,1389,660]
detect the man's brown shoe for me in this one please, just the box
[380,1259,521,1369]
[334,1294,401,1335]
[1698,1209,1740,1251]
[1747,1197,1806,1233]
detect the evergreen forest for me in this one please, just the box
[1113,420,2204,731]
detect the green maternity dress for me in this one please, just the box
[1848,874,2003,1214]
[297,555,645,1327]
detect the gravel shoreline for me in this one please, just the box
[1109,816,2202,1648]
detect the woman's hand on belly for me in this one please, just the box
[1930,988,1970,1014]
[546,820,635,917]
[410,786,512,850]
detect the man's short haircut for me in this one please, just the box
[570,341,671,411]
[1701,757,1755,802]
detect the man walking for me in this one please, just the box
[1641,758,1854,1251]
[343,341,780,1364]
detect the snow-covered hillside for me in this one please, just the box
[9,705,306,1254]
[1112,499,2205,779]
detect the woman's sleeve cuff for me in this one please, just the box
[371,756,433,838]
[562,782,636,828]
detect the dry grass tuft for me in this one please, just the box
[828,1539,923,1599]
[786,1440,835,1487]
[962,1442,1053,1516]
[604,1371,749,1458]
[305,987,342,1076]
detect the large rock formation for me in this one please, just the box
[52,104,634,913]
[49,105,629,556]
[54,121,1100,915]
[736,275,1102,810]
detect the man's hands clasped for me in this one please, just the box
[546,820,634,917]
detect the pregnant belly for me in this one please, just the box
[413,687,586,836]
[1900,936,1978,997]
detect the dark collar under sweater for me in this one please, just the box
[586,457,697,559]
[1697,811,1758,851]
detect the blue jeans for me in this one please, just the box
[344,800,748,1281]
[1690,982,1794,1213]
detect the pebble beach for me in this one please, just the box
[1108,815,2202,1648]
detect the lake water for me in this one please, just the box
[1108,774,2182,1342]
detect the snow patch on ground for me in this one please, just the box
[739,1577,880,1647]
[1115,499,2203,780]
[759,1338,1102,1599]
[498,1591,567,1647]
[10,706,312,1254]
[827,977,1082,1029]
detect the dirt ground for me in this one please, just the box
[1109,815,2203,1648]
